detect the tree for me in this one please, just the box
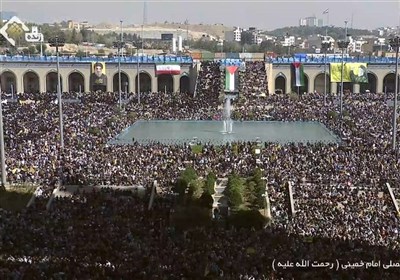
[243,168,266,209]
[181,167,198,184]
[224,173,245,209]
[21,48,30,55]
[222,41,242,52]
[199,192,213,209]
[80,29,90,42]
[174,167,198,199]
[71,29,78,44]
[252,169,266,209]
[28,45,37,54]
[76,50,86,58]
[35,43,47,54]
[204,172,216,195]
[97,34,106,44]
[175,178,188,197]
[188,178,203,199]
[266,26,373,40]
[244,180,257,207]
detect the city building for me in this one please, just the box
[299,16,324,27]
[224,27,262,44]
[233,27,242,42]
[281,35,295,47]
[248,27,262,45]
[333,36,368,54]
[67,20,90,31]
[224,30,234,42]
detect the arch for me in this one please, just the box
[135,71,152,93]
[113,72,130,93]
[313,72,330,93]
[275,73,286,94]
[157,74,174,93]
[0,70,17,94]
[383,73,400,93]
[46,71,63,93]
[179,75,190,93]
[68,71,85,93]
[291,72,309,94]
[23,70,40,93]
[360,72,377,93]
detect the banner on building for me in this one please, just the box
[291,62,305,87]
[330,63,369,83]
[90,62,107,91]
[225,66,239,92]
[155,64,181,75]
[349,63,368,83]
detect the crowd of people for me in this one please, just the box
[0,61,400,278]
[239,61,267,96]
[195,61,223,100]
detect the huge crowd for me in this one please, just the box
[0,61,400,278]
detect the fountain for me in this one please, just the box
[222,95,234,134]
[110,91,341,145]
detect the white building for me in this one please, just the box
[248,27,262,45]
[347,36,368,53]
[299,16,324,27]
[282,36,295,47]
[233,27,242,42]
[67,20,90,31]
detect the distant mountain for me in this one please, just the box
[265,26,375,39]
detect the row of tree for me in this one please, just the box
[1,21,378,55]
[266,26,374,39]
[171,166,268,230]
[224,168,266,210]
[173,164,267,209]
[174,167,216,208]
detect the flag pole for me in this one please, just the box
[323,9,329,37]
[327,11,329,28]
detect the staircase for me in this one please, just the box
[212,178,228,208]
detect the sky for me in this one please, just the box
[1,0,399,31]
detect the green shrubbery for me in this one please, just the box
[88,127,101,136]
[171,167,269,230]
[191,144,203,154]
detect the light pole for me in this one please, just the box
[337,40,349,118]
[113,21,125,109]
[337,21,349,119]
[0,92,6,189]
[49,36,65,150]
[389,36,400,151]
[134,43,141,104]
[49,36,65,186]
[321,41,331,106]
